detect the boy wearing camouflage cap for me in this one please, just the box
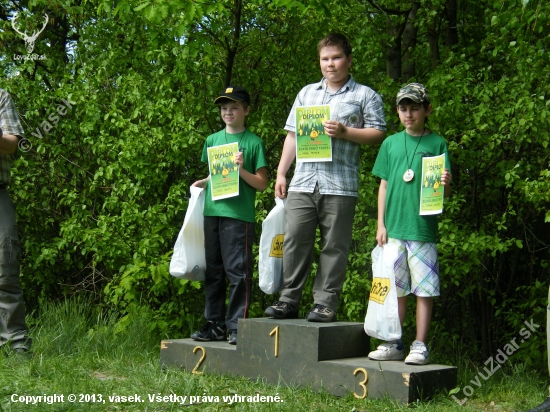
[369,83,452,365]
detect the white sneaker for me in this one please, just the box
[405,340,430,365]
[368,341,404,361]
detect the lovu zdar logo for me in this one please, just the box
[269,234,284,258]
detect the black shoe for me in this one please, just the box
[191,321,226,341]
[3,346,31,359]
[228,329,237,345]
[264,301,298,319]
[307,304,336,322]
[527,397,550,412]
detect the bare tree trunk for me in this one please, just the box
[402,3,420,82]
[364,0,412,81]
[386,43,401,80]
[386,19,404,80]
[427,16,440,69]
[224,0,242,86]
[446,0,458,46]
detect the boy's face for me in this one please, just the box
[319,45,352,87]
[220,101,249,128]
[397,102,432,135]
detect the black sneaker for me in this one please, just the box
[264,301,298,319]
[307,304,336,322]
[191,321,226,341]
[527,397,550,412]
[228,329,237,345]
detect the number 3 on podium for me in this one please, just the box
[353,368,368,399]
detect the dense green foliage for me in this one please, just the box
[1,0,549,373]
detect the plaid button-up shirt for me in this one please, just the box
[0,89,24,185]
[285,77,386,196]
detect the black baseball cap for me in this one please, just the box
[214,85,251,105]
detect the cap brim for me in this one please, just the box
[214,95,245,104]
[396,93,423,104]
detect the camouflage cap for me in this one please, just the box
[396,83,430,105]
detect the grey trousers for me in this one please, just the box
[279,189,357,312]
[203,216,254,330]
[0,189,30,350]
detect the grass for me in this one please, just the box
[0,299,548,411]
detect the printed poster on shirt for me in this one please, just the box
[419,153,445,215]
[295,105,332,162]
[207,142,239,201]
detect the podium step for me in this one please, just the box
[160,318,456,403]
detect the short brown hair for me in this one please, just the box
[317,33,352,57]
[397,98,430,111]
[216,98,249,110]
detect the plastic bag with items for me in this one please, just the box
[364,244,402,341]
[259,198,286,294]
[169,186,206,281]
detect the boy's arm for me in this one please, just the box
[0,91,24,155]
[441,168,452,198]
[376,179,388,246]
[275,131,297,199]
[323,121,386,145]
[192,175,210,188]
[0,131,19,154]
[238,165,268,191]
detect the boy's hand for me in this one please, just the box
[323,120,347,139]
[441,168,452,185]
[192,178,208,188]
[235,151,243,168]
[376,226,387,247]
[275,175,287,199]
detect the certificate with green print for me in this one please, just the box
[207,142,239,201]
[419,153,445,215]
[295,105,332,162]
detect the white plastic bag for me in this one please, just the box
[259,198,286,294]
[169,186,206,281]
[364,244,402,340]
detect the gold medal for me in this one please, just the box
[403,169,414,182]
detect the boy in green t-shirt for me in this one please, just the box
[369,83,452,365]
[191,86,268,345]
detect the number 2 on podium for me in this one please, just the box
[192,346,206,375]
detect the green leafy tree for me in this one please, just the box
[0,0,548,368]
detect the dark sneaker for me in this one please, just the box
[527,397,550,412]
[191,321,226,341]
[4,346,31,359]
[307,304,336,322]
[228,329,237,345]
[264,301,298,319]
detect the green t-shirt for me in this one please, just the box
[372,131,451,243]
[201,129,268,223]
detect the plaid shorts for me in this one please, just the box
[387,238,440,297]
